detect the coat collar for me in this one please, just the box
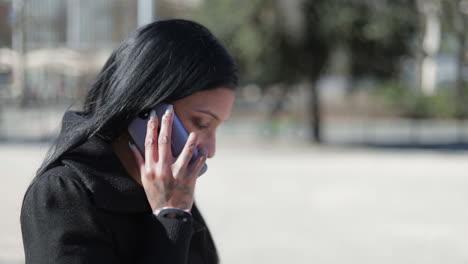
[56,111,207,232]
[59,111,151,213]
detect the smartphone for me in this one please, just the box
[128,103,208,176]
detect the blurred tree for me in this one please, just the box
[192,0,421,143]
[346,1,418,84]
[298,0,417,141]
[193,0,293,84]
[302,0,419,87]
[192,0,328,142]
[442,0,468,120]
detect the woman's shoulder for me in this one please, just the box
[22,165,92,210]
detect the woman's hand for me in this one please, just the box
[129,106,207,212]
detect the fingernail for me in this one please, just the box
[189,132,197,140]
[150,110,157,120]
[128,140,136,150]
[164,105,173,115]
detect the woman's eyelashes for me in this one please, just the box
[192,117,211,130]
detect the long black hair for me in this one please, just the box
[38,19,238,175]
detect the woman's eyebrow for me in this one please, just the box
[195,109,220,121]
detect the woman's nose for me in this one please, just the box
[200,134,216,159]
[207,143,216,158]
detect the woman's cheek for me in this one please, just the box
[179,118,195,133]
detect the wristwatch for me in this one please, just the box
[154,207,192,222]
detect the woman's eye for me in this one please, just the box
[196,122,210,129]
[192,118,210,129]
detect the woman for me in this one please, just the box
[20,19,238,264]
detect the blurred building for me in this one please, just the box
[22,0,65,50]
[66,0,137,51]
[4,0,137,103]
[22,0,136,51]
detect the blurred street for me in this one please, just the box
[1,141,467,264]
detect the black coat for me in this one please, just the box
[20,112,219,264]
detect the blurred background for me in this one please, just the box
[1,0,468,263]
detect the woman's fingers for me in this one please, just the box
[135,105,203,212]
[174,132,198,172]
[145,110,159,170]
[158,105,174,163]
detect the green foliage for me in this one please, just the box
[375,82,460,119]
[191,0,290,85]
[341,1,418,80]
[192,0,420,86]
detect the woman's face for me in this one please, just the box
[172,88,235,159]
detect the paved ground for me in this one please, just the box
[1,142,467,264]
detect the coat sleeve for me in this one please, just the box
[20,170,194,264]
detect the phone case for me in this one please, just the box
[128,103,208,176]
